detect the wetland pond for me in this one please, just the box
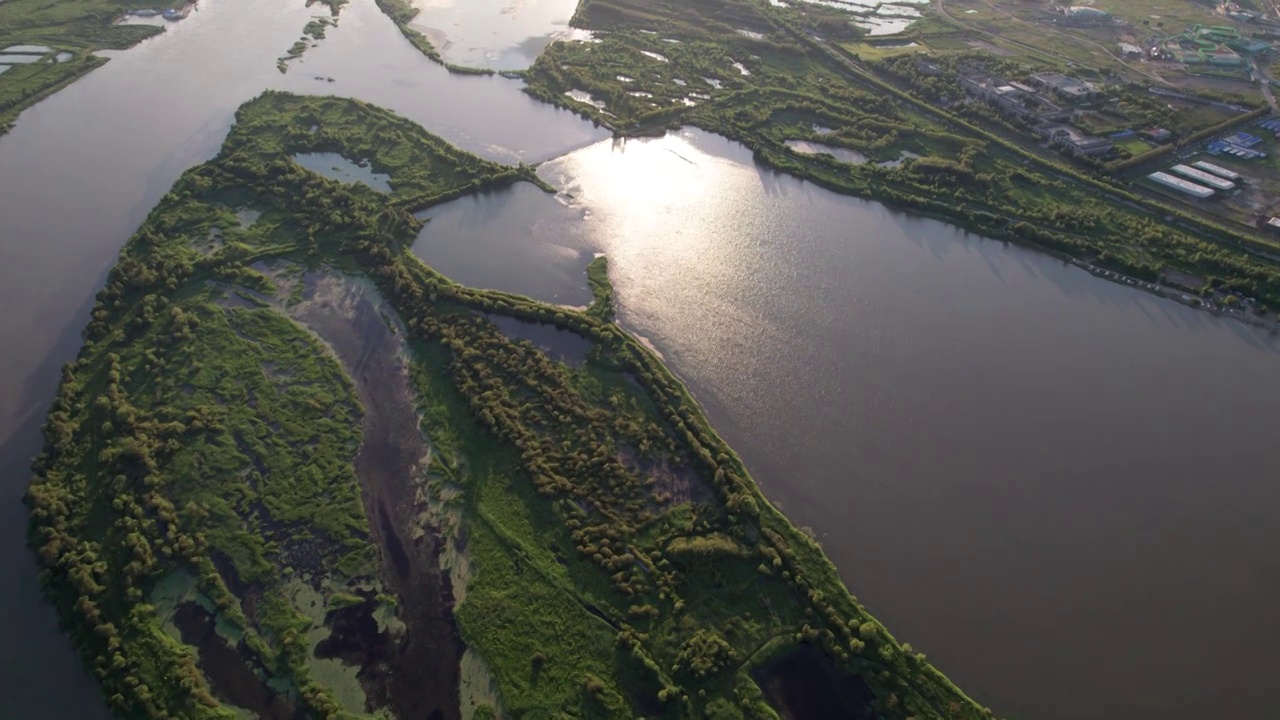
[293,152,393,192]
[785,139,869,164]
[1,1,1278,719]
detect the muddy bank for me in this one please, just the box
[286,269,463,720]
[752,645,875,720]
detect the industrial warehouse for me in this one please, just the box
[1147,161,1241,199]
[1148,171,1217,199]
[1169,164,1236,192]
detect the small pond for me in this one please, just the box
[854,17,917,35]
[564,89,606,109]
[292,153,392,192]
[753,645,875,720]
[785,140,868,164]
[236,208,262,228]
[487,315,592,366]
[878,149,922,167]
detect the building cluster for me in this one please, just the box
[1207,131,1267,160]
[1148,160,1241,199]
[1150,25,1270,67]
[959,71,1113,157]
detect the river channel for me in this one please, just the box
[1,1,1276,719]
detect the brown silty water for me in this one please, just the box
[286,270,463,720]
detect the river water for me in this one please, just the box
[415,133,1280,720]
[1,1,1276,719]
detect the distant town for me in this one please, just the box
[862,0,1280,235]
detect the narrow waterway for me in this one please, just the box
[2,2,1278,719]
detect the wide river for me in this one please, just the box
[1,1,1276,719]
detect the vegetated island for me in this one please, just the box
[27,91,995,720]
[0,0,199,136]
[510,0,1280,320]
[277,0,346,74]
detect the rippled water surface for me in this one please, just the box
[416,131,1280,720]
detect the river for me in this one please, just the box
[1,1,1276,719]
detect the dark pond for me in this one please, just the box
[488,314,593,366]
[753,644,875,720]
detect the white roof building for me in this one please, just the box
[1148,172,1215,198]
[1169,164,1236,191]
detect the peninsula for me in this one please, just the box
[28,92,993,719]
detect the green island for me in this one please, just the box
[278,0,346,73]
[502,0,1280,317]
[27,91,994,719]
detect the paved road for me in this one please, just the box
[1252,56,1280,113]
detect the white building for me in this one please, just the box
[1148,172,1215,198]
[1169,164,1236,191]
[1192,160,1242,182]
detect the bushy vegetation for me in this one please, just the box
[586,254,615,320]
[30,92,996,719]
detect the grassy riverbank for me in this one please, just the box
[0,0,177,135]
[30,91,994,719]
[520,0,1280,317]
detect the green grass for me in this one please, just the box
[586,255,615,320]
[842,40,926,62]
[1118,138,1153,155]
